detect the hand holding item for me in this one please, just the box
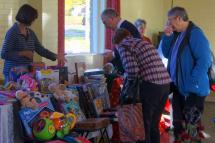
[57,53,67,67]
[164,21,173,36]
[19,50,34,60]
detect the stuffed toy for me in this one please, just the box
[48,83,76,103]
[15,90,38,109]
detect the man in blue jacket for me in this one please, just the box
[161,6,211,142]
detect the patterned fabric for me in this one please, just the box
[1,23,56,77]
[117,103,145,142]
[117,37,171,85]
[0,103,14,143]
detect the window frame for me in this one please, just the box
[58,0,106,56]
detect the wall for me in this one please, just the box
[41,0,58,66]
[121,0,165,45]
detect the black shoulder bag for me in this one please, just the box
[119,46,141,105]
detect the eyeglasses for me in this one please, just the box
[168,16,177,22]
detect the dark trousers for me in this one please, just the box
[172,87,206,139]
[140,81,170,143]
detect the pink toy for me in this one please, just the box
[18,74,38,91]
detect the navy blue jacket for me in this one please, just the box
[1,23,56,77]
[112,20,141,74]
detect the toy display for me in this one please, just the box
[0,64,116,143]
[33,118,56,141]
[49,83,76,103]
[36,69,59,84]
[62,100,86,121]
[19,99,54,138]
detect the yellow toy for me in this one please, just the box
[50,112,77,138]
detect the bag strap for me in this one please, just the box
[174,22,194,86]
[121,45,141,104]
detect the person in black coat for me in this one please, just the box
[101,8,141,75]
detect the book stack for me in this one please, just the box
[84,69,106,84]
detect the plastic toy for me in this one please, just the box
[33,118,56,141]
[50,112,77,138]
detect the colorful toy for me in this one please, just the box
[15,90,38,109]
[50,112,77,138]
[40,78,55,93]
[33,118,56,141]
[17,74,38,91]
[9,66,29,82]
[61,100,86,121]
[49,83,76,103]
[19,99,55,138]
[4,81,18,90]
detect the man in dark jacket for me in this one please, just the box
[101,8,141,75]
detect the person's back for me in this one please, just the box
[117,37,170,84]
[113,28,171,143]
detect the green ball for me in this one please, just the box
[33,118,56,141]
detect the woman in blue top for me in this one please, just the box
[1,4,66,82]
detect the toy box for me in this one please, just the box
[36,69,59,93]
[19,99,55,138]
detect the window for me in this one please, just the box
[65,0,106,54]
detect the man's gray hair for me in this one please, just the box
[134,19,146,28]
[101,8,119,19]
[168,6,189,21]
